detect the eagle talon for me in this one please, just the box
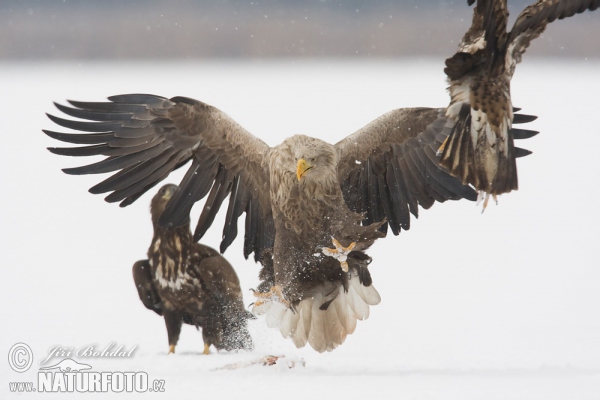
[168,344,175,355]
[477,191,499,213]
[436,137,449,156]
[252,285,289,308]
[321,237,356,272]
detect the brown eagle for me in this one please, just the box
[132,184,253,354]
[440,0,599,205]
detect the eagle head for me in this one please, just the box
[150,184,178,225]
[281,135,338,182]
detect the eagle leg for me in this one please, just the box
[164,310,183,355]
[477,191,499,213]
[251,285,289,308]
[202,343,210,355]
[320,237,356,272]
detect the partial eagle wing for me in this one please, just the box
[506,0,600,77]
[192,248,243,302]
[335,108,477,236]
[45,94,274,259]
[132,260,162,316]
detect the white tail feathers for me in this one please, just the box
[252,272,381,353]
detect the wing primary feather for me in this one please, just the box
[220,175,241,252]
[512,113,538,124]
[514,147,533,158]
[107,94,171,108]
[511,128,539,140]
[48,144,110,157]
[62,142,168,175]
[220,176,249,253]
[243,199,259,259]
[194,165,233,241]
[389,148,419,219]
[67,100,148,114]
[47,113,125,132]
[53,102,134,122]
[376,172,396,235]
[384,153,411,231]
[43,130,113,145]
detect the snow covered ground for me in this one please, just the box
[1,60,599,399]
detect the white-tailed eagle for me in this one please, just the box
[132,184,253,354]
[441,0,599,205]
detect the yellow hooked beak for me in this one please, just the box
[296,158,313,180]
[162,185,177,200]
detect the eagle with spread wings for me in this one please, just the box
[44,0,596,352]
[441,0,599,205]
[133,184,253,354]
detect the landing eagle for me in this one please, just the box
[441,0,599,202]
[44,0,597,352]
[133,184,253,354]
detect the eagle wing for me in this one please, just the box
[187,243,254,350]
[45,94,274,259]
[335,107,477,236]
[189,244,242,299]
[132,260,162,316]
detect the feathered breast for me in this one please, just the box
[149,227,197,290]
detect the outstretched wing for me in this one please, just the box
[335,107,477,236]
[445,0,599,81]
[506,0,600,77]
[45,94,274,259]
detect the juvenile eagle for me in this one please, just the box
[440,0,599,204]
[132,184,253,354]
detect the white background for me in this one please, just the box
[1,59,599,399]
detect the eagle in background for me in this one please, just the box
[440,0,599,205]
[132,184,253,354]
[42,0,596,353]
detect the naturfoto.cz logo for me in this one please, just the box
[8,343,165,394]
